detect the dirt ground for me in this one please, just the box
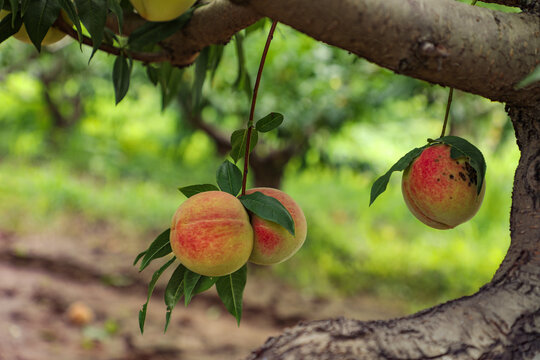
[0,226,406,360]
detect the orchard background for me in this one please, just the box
[0,0,538,359]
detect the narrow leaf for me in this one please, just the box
[58,0,83,43]
[215,265,247,326]
[178,184,218,198]
[164,263,187,332]
[75,0,107,60]
[370,146,426,206]
[112,55,132,104]
[216,160,242,196]
[107,0,123,33]
[230,128,258,163]
[8,0,18,26]
[437,136,486,194]
[133,250,147,266]
[0,12,22,45]
[239,192,295,236]
[193,276,217,295]
[139,257,175,334]
[23,0,61,52]
[517,65,540,89]
[255,112,284,133]
[139,229,172,272]
[192,46,209,111]
[183,270,201,306]
[128,8,193,50]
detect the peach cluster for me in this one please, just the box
[169,188,307,276]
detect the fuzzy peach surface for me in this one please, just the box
[246,188,307,265]
[170,191,253,276]
[402,144,485,230]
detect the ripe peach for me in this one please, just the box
[401,144,485,229]
[246,188,307,265]
[0,10,67,46]
[129,0,196,22]
[170,191,253,276]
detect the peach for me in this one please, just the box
[0,10,67,46]
[401,144,485,229]
[246,188,307,265]
[129,0,196,22]
[170,191,253,276]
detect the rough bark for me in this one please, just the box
[246,104,540,359]
[151,0,540,105]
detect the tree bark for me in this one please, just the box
[247,103,540,359]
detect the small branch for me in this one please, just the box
[241,20,278,196]
[54,17,169,63]
[440,87,454,137]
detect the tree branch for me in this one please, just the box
[126,0,539,105]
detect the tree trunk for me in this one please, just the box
[246,103,540,359]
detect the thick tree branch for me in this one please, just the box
[134,0,540,105]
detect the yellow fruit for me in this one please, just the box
[402,144,485,229]
[170,191,253,276]
[0,10,67,46]
[129,0,197,22]
[246,188,307,265]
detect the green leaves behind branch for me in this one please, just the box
[164,263,187,332]
[113,54,133,104]
[256,113,284,133]
[239,192,295,236]
[138,229,172,272]
[517,65,540,89]
[233,32,252,100]
[178,184,219,198]
[75,0,107,60]
[0,11,22,45]
[369,146,426,206]
[128,8,194,50]
[22,0,61,51]
[216,265,247,326]
[436,136,486,194]
[150,62,184,110]
[106,0,123,34]
[192,46,209,111]
[216,160,242,196]
[139,257,175,334]
[58,0,83,43]
[230,128,258,163]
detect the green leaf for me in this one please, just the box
[255,113,284,133]
[208,44,224,83]
[437,136,486,194]
[0,0,4,11]
[192,46,209,111]
[23,0,61,52]
[178,184,219,198]
[233,33,252,100]
[75,0,107,60]
[133,250,147,266]
[517,65,540,89]
[128,8,193,50]
[146,65,159,86]
[193,276,217,295]
[139,229,172,272]
[0,12,22,45]
[138,257,175,334]
[215,265,247,326]
[164,263,187,332]
[230,128,258,163]
[156,62,183,110]
[107,0,123,34]
[216,160,242,196]
[239,192,295,236]
[183,270,201,306]
[58,0,83,43]
[369,146,426,206]
[8,0,18,26]
[112,55,132,104]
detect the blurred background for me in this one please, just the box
[0,8,517,360]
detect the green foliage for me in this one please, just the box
[113,54,132,104]
[216,160,243,196]
[178,184,219,198]
[215,265,248,326]
[255,112,284,132]
[239,192,295,236]
[518,65,540,89]
[138,228,172,271]
[230,128,258,163]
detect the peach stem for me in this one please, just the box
[241,19,279,196]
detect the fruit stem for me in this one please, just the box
[440,87,453,138]
[241,19,278,196]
